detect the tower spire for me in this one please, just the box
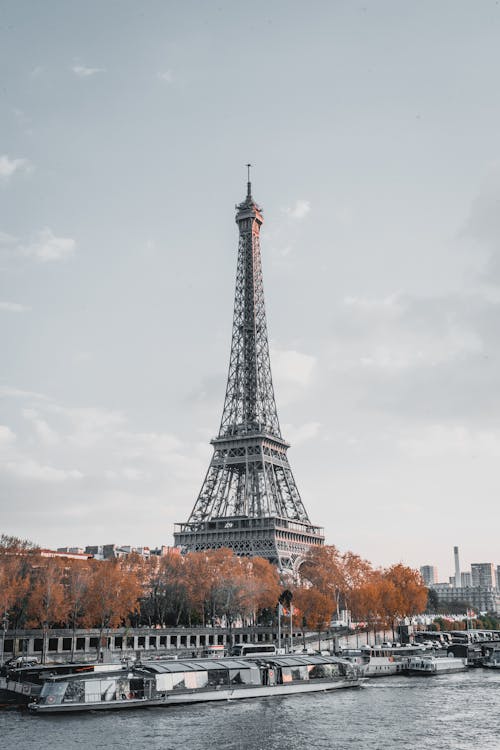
[246,162,252,199]
[174,177,324,571]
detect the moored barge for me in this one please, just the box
[28,655,364,713]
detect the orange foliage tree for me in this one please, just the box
[294,588,335,650]
[84,560,142,658]
[26,558,69,662]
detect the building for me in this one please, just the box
[430,583,500,614]
[174,174,324,571]
[84,544,159,560]
[471,563,495,588]
[461,572,472,587]
[420,566,438,586]
[430,582,500,614]
[40,549,92,561]
[454,546,461,589]
[57,546,85,555]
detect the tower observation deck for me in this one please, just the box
[174,173,324,571]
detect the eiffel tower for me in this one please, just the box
[174,170,324,571]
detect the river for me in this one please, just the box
[2,669,500,750]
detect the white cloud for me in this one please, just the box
[4,460,83,482]
[285,199,311,220]
[270,347,317,406]
[271,347,317,387]
[22,227,76,262]
[0,231,18,246]
[0,425,16,445]
[71,65,105,78]
[282,421,321,445]
[22,408,59,446]
[330,293,484,372]
[0,154,31,180]
[0,301,30,312]
[157,70,173,83]
[0,385,49,401]
[400,425,500,459]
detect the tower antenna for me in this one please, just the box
[246,163,252,196]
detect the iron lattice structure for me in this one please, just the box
[174,178,324,571]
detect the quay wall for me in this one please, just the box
[0,626,310,663]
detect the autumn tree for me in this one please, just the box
[64,561,91,661]
[239,557,281,626]
[300,545,372,619]
[382,564,428,637]
[184,549,238,626]
[141,552,188,627]
[294,588,335,650]
[26,558,69,663]
[84,560,142,660]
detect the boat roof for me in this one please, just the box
[142,659,255,673]
[41,654,347,681]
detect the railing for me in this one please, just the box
[60,690,146,705]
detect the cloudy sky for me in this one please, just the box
[2,1,500,579]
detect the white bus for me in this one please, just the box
[230,644,277,657]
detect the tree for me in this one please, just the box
[84,560,142,660]
[239,557,281,626]
[300,545,372,618]
[141,552,188,627]
[382,564,428,635]
[294,588,335,650]
[64,561,91,661]
[26,558,69,663]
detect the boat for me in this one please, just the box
[406,656,468,675]
[340,645,425,678]
[28,654,364,713]
[0,661,124,706]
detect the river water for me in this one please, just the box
[2,670,500,750]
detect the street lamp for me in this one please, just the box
[1,612,9,668]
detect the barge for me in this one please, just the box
[407,656,467,675]
[28,655,364,713]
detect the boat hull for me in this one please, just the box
[29,678,364,713]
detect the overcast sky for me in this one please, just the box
[1,1,500,580]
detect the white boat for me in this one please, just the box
[28,655,364,713]
[407,656,467,675]
[341,645,424,678]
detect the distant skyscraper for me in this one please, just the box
[420,565,438,586]
[497,566,500,589]
[461,572,472,587]
[454,546,461,588]
[471,563,495,588]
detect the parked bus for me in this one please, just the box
[230,644,277,657]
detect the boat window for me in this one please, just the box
[156,673,173,692]
[172,673,186,690]
[281,666,308,683]
[207,669,229,687]
[229,668,260,685]
[185,671,208,689]
[63,681,85,703]
[308,663,340,679]
[41,682,68,705]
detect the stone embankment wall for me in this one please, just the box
[1,626,311,663]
